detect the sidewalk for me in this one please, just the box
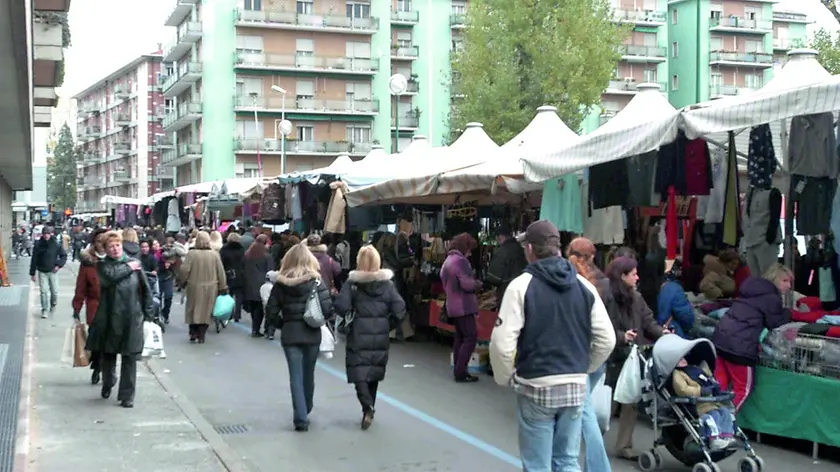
[22,262,232,472]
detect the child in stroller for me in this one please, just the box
[638,334,765,472]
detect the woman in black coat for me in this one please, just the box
[219,232,246,322]
[265,244,333,432]
[242,234,275,338]
[334,245,405,430]
[86,231,153,408]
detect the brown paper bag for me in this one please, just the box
[73,322,90,368]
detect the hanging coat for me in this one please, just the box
[165,198,181,233]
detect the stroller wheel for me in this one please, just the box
[754,456,765,471]
[691,464,712,472]
[709,463,722,472]
[638,450,661,471]
[738,457,760,472]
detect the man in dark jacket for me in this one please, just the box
[71,226,87,261]
[30,226,67,319]
[485,225,528,308]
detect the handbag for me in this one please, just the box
[334,284,357,336]
[303,280,326,328]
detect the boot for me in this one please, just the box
[361,408,375,430]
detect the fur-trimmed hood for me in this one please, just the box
[347,269,393,283]
[276,273,320,286]
[307,244,328,254]
[275,272,321,298]
[78,248,101,266]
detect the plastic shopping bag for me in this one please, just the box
[60,324,75,366]
[142,321,166,358]
[613,344,642,404]
[592,375,612,433]
[319,325,335,359]
[212,294,235,320]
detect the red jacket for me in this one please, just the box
[72,250,101,325]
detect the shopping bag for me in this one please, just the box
[592,376,612,433]
[319,325,335,359]
[212,294,235,320]
[60,324,75,366]
[141,321,165,358]
[613,344,643,404]
[73,322,90,368]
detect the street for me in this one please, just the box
[9,258,840,472]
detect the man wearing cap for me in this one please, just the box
[490,220,616,472]
[29,226,67,319]
[485,224,528,309]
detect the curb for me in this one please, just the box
[146,358,253,472]
[12,281,36,472]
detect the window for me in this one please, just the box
[672,74,679,91]
[346,41,371,58]
[672,41,678,58]
[296,38,314,56]
[236,35,264,53]
[745,74,762,88]
[451,37,464,52]
[345,82,372,100]
[452,0,466,15]
[745,7,758,21]
[244,0,262,11]
[396,0,411,12]
[671,9,677,24]
[235,164,260,179]
[710,4,722,20]
[396,31,412,48]
[236,120,264,139]
[236,77,263,97]
[296,0,313,15]
[710,73,723,86]
[346,2,370,19]
[296,80,315,100]
[296,124,314,141]
[643,69,657,83]
[643,33,657,47]
[745,40,762,53]
[710,36,723,51]
[346,125,371,143]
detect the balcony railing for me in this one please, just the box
[234,95,379,113]
[114,113,132,126]
[613,8,666,24]
[450,13,466,27]
[163,102,202,129]
[178,143,202,158]
[710,17,772,31]
[391,10,419,23]
[235,52,379,73]
[113,170,132,182]
[114,87,131,99]
[620,44,667,58]
[79,152,102,164]
[606,80,667,93]
[236,139,370,155]
[80,103,103,115]
[391,115,420,128]
[114,142,131,154]
[162,62,202,95]
[391,45,419,58]
[600,112,618,125]
[709,84,760,97]
[709,51,774,65]
[773,37,801,50]
[80,126,103,138]
[236,9,378,32]
[406,80,419,93]
[773,11,808,22]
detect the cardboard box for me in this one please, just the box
[450,347,489,374]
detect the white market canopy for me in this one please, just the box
[522,83,679,183]
[279,153,356,184]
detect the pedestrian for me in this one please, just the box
[121,228,141,258]
[489,220,616,472]
[71,226,86,262]
[29,226,67,319]
[138,239,158,274]
[243,234,275,338]
[72,228,107,385]
[240,223,261,250]
[178,232,228,343]
[157,250,176,324]
[209,230,223,251]
[264,244,333,432]
[86,230,153,408]
[485,224,528,308]
[305,234,341,295]
[220,232,246,323]
[440,233,483,383]
[334,245,405,430]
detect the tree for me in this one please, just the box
[811,28,840,74]
[47,123,77,212]
[449,0,629,144]
[820,0,840,24]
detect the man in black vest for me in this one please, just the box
[490,220,615,471]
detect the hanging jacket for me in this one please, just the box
[165,198,181,233]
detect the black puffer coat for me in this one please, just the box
[243,253,274,302]
[335,269,405,383]
[265,273,333,346]
[87,256,153,356]
[219,241,246,291]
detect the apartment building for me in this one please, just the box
[771,8,810,63]
[73,54,167,214]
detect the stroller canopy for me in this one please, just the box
[652,335,717,388]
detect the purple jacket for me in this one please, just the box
[440,250,481,317]
[310,245,340,290]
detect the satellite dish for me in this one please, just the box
[278,119,292,136]
[389,74,408,95]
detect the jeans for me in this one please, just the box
[355,381,379,411]
[159,278,174,321]
[517,394,584,472]
[451,314,477,378]
[283,344,319,427]
[37,271,58,314]
[700,407,735,439]
[582,368,611,472]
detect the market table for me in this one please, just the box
[427,300,498,342]
[738,366,840,458]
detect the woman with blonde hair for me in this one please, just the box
[209,231,224,251]
[334,245,405,430]
[121,228,141,258]
[265,243,333,432]
[178,232,227,343]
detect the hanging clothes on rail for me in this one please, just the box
[655,130,713,197]
[742,187,782,277]
[697,148,728,223]
[747,124,777,189]
[789,113,838,179]
[626,151,659,207]
[580,179,624,245]
[541,173,583,233]
[791,175,837,236]
[589,159,629,209]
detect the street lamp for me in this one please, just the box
[271,85,291,175]
[249,92,262,178]
[388,74,408,153]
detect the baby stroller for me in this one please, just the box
[145,272,165,334]
[637,335,765,472]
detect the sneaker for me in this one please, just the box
[50,306,56,316]
[41,311,48,319]
[710,438,729,450]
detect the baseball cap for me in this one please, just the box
[516,220,560,246]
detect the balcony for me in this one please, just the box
[234,95,379,115]
[162,142,202,167]
[605,80,667,95]
[391,115,420,129]
[405,80,419,94]
[391,45,419,60]
[613,8,666,26]
[710,17,772,34]
[235,52,379,75]
[709,51,774,68]
[235,9,378,34]
[450,13,466,28]
[79,126,103,140]
[162,62,202,98]
[154,136,176,150]
[773,37,801,51]
[600,111,618,126]
[162,21,202,63]
[79,175,105,189]
[164,0,199,26]
[113,170,132,183]
[620,44,667,62]
[114,87,130,100]
[114,142,132,155]
[709,84,760,98]
[78,152,103,166]
[163,102,202,133]
[391,10,419,25]
[79,102,104,116]
[114,113,132,127]
[773,11,809,23]
[153,166,175,179]
[236,138,370,156]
